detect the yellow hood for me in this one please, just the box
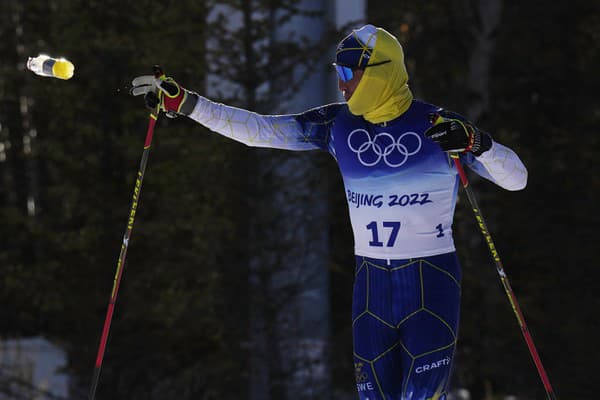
[347,27,413,124]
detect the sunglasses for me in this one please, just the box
[334,60,391,82]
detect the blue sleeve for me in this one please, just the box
[189,96,342,152]
[293,103,343,152]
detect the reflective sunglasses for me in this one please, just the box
[334,60,391,82]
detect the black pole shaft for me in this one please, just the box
[88,110,158,400]
[452,155,557,400]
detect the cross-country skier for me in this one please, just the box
[132,24,527,400]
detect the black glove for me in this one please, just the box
[425,113,492,156]
[130,65,198,118]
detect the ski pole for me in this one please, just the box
[451,154,557,400]
[88,74,162,400]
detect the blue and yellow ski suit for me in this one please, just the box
[187,25,527,400]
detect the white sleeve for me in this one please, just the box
[463,141,528,191]
[187,96,326,151]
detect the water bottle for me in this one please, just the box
[27,54,74,80]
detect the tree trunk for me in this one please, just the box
[206,1,332,399]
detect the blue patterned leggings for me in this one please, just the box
[352,252,461,400]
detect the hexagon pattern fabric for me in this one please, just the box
[352,252,461,400]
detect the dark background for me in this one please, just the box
[1,1,598,399]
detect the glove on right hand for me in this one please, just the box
[130,66,198,118]
[425,113,492,156]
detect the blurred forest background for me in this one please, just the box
[1,0,598,399]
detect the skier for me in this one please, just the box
[132,24,527,400]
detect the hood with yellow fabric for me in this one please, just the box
[335,25,413,124]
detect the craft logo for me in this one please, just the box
[415,356,451,374]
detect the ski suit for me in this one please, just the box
[186,95,527,399]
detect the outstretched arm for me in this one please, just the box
[131,70,336,152]
[189,96,334,151]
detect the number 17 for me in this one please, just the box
[366,221,401,247]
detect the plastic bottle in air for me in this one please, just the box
[27,54,74,80]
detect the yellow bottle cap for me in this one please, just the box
[52,59,75,80]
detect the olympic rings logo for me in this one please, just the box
[347,129,422,167]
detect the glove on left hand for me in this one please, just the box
[130,66,198,118]
[425,113,491,156]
